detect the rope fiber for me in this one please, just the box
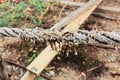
[0,27,120,49]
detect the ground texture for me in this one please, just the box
[0,0,120,80]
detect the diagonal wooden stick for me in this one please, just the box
[20,0,103,80]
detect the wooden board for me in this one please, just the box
[20,71,36,80]
[20,0,103,80]
[60,1,120,14]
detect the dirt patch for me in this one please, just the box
[0,0,120,80]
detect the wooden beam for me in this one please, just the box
[62,0,103,33]
[51,0,104,31]
[20,71,36,80]
[20,0,103,80]
[60,1,120,14]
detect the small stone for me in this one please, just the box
[66,53,69,57]
[65,12,70,15]
[111,57,116,62]
[107,59,111,62]
[49,71,55,76]
[74,51,78,55]
[45,72,52,77]
[57,56,61,60]
[14,75,19,80]
[53,16,57,20]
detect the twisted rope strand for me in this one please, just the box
[66,30,120,46]
[0,27,120,46]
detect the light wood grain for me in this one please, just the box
[20,71,36,80]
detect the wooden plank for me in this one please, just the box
[20,71,36,80]
[98,6,120,14]
[20,0,103,80]
[62,0,103,32]
[51,0,103,31]
[60,1,120,14]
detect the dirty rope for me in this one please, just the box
[0,27,120,47]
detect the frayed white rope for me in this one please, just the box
[0,27,120,46]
